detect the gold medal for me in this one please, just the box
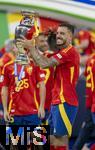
[10,117,14,123]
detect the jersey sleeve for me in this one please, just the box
[35,66,46,83]
[52,45,73,64]
[0,65,10,86]
[85,62,94,109]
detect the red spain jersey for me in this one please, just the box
[0,53,15,103]
[0,52,15,76]
[43,51,55,110]
[51,44,80,106]
[85,53,95,112]
[43,67,54,110]
[78,30,95,55]
[36,51,55,111]
[2,61,45,115]
[85,53,95,109]
[91,63,95,113]
[36,66,54,111]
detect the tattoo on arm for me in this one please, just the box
[30,48,59,68]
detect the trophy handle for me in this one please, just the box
[21,10,40,36]
[21,10,39,18]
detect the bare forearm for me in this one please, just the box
[17,37,58,68]
[30,48,52,68]
[30,46,58,68]
[39,82,46,108]
[1,86,8,111]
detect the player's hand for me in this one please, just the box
[38,107,45,119]
[17,35,36,50]
[4,110,11,122]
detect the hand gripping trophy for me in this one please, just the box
[15,11,39,65]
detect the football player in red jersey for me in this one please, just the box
[1,16,46,126]
[1,56,46,124]
[76,30,93,55]
[36,32,55,124]
[19,22,80,150]
[0,40,17,124]
[72,53,95,150]
[75,29,95,66]
[87,55,95,124]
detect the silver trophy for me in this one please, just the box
[15,11,39,65]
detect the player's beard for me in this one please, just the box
[56,38,67,49]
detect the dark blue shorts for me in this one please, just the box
[0,103,5,125]
[92,112,95,124]
[48,102,78,136]
[10,114,41,125]
[0,103,3,116]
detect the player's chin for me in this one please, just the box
[56,40,64,45]
[56,43,64,47]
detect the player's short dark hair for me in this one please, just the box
[47,30,57,51]
[59,22,75,34]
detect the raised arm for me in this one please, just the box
[18,37,59,68]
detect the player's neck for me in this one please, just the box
[57,44,67,50]
[58,42,72,50]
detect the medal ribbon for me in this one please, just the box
[14,63,25,84]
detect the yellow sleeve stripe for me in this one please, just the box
[59,78,65,103]
[70,66,74,84]
[34,90,39,110]
[8,93,13,113]
[2,60,14,74]
[62,45,72,53]
[44,68,50,84]
[90,69,94,91]
[86,66,94,91]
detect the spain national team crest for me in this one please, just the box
[26,66,33,75]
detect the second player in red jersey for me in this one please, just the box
[1,19,46,125]
[2,61,45,116]
[77,30,95,55]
